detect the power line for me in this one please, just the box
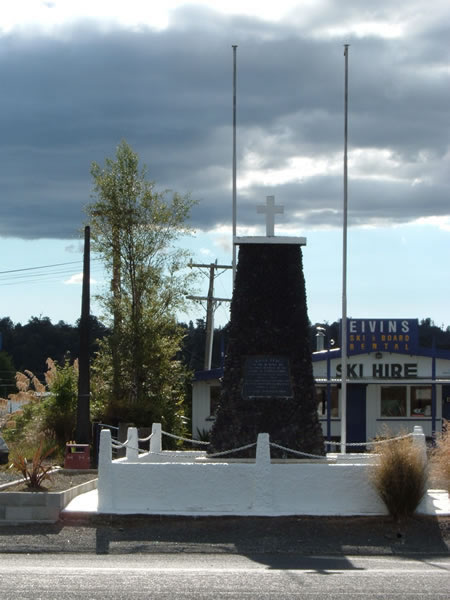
[0,259,104,287]
[0,260,83,275]
[0,258,101,276]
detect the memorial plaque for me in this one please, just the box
[242,355,293,399]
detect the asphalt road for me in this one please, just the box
[0,553,448,599]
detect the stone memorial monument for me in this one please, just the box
[208,196,324,458]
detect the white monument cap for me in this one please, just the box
[235,195,307,246]
[234,236,306,245]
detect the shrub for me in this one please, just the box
[3,358,78,457]
[41,358,78,447]
[1,368,47,448]
[370,434,428,522]
[9,440,57,490]
[431,421,450,493]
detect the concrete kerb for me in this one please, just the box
[0,470,98,524]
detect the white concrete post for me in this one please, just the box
[412,425,428,466]
[150,423,162,453]
[254,433,273,514]
[126,427,139,461]
[98,428,113,512]
[256,433,271,465]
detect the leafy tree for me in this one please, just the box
[86,140,196,430]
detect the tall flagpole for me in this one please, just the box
[341,44,349,454]
[232,45,238,283]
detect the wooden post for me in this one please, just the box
[76,225,91,444]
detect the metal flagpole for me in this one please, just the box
[340,44,350,454]
[232,45,238,283]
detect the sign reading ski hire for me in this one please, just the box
[347,319,418,355]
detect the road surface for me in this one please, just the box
[0,553,448,599]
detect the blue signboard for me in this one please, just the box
[346,319,418,355]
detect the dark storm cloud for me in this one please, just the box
[0,5,448,239]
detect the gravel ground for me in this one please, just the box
[0,468,97,491]
[0,515,448,556]
[0,467,21,485]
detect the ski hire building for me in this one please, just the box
[191,318,450,447]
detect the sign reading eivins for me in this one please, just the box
[242,356,293,399]
[347,319,419,355]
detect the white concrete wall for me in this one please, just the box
[271,464,386,515]
[98,428,432,516]
[103,462,255,514]
[191,381,215,438]
[137,450,207,463]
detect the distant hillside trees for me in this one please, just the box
[179,319,228,372]
[0,316,449,384]
[0,315,107,377]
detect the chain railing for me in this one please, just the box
[103,426,421,460]
[324,432,415,448]
[270,442,330,460]
[161,430,210,446]
[207,442,257,458]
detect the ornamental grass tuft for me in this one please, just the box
[370,433,428,522]
[430,421,450,493]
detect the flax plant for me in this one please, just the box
[10,440,56,490]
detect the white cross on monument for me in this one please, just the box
[257,196,284,237]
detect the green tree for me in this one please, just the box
[86,140,195,430]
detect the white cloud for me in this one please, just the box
[64,272,97,285]
[1,0,308,34]
[414,216,450,232]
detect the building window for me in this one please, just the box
[380,386,407,417]
[380,385,432,418]
[316,386,339,417]
[410,386,432,417]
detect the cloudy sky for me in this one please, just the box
[0,0,449,330]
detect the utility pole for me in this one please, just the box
[188,260,232,370]
[76,225,91,444]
